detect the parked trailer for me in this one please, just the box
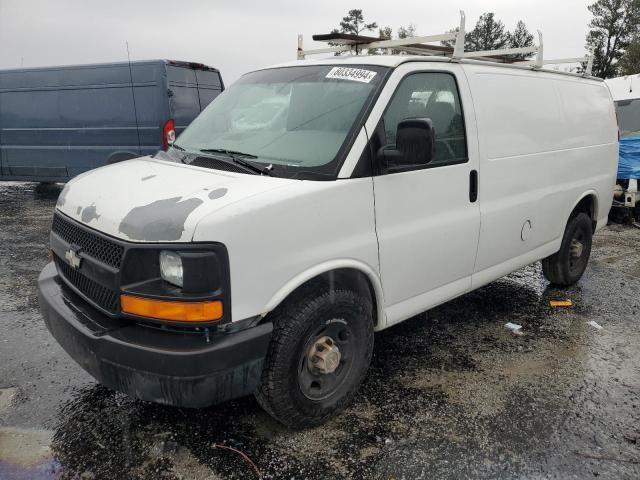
[0,60,223,182]
[605,74,640,219]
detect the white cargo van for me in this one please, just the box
[38,21,618,428]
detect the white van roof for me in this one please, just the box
[605,74,640,101]
[259,55,604,82]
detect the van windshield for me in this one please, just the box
[616,99,640,139]
[174,65,388,179]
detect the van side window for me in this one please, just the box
[382,72,467,170]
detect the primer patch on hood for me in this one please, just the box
[80,205,100,224]
[118,197,204,241]
[208,188,228,200]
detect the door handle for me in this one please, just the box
[469,170,478,203]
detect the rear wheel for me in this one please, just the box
[255,287,374,429]
[542,212,593,286]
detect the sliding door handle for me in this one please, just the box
[469,170,478,203]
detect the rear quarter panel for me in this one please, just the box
[464,64,617,278]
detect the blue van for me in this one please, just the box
[0,59,223,182]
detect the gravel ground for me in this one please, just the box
[0,181,638,480]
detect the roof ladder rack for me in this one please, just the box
[297,10,594,77]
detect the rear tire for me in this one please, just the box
[542,212,593,286]
[255,287,374,429]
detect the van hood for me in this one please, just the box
[56,157,296,242]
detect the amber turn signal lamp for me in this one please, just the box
[120,295,223,322]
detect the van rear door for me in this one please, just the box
[166,65,202,136]
[194,68,223,109]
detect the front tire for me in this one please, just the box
[542,212,593,286]
[255,287,374,428]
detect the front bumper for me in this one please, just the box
[38,262,272,408]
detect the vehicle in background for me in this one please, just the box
[0,60,223,183]
[605,74,640,222]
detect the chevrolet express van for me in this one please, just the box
[38,54,618,428]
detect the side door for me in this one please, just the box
[370,64,480,325]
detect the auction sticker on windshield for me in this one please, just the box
[326,67,377,83]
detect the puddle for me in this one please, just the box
[0,428,61,480]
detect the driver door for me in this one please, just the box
[370,66,481,325]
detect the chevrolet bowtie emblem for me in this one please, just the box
[65,248,82,270]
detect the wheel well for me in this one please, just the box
[283,268,379,328]
[571,195,597,233]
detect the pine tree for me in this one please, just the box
[618,41,640,75]
[330,9,378,55]
[585,0,640,78]
[465,13,509,51]
[508,21,535,61]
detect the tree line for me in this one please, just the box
[330,3,640,78]
[330,9,535,60]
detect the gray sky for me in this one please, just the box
[0,0,593,84]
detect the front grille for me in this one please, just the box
[52,213,124,268]
[189,156,250,174]
[54,255,119,314]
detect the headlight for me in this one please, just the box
[159,250,183,287]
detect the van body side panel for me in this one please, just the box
[465,65,617,286]
[0,60,221,182]
[192,178,380,325]
[0,61,167,181]
[130,62,168,160]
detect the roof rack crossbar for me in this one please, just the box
[519,57,589,66]
[297,11,594,77]
[462,46,538,58]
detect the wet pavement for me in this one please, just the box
[0,181,639,479]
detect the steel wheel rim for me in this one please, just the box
[298,319,354,401]
[569,230,587,273]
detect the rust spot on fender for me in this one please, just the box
[118,197,203,241]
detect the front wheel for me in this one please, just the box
[542,212,593,286]
[255,287,374,428]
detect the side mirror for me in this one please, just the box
[379,118,435,170]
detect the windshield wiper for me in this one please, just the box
[200,148,257,159]
[199,148,274,176]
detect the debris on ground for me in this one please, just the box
[504,322,523,335]
[586,320,604,330]
[0,387,18,412]
[212,443,262,479]
[624,431,639,444]
[550,299,573,308]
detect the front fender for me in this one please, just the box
[261,259,386,330]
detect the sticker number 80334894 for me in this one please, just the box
[325,67,377,83]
